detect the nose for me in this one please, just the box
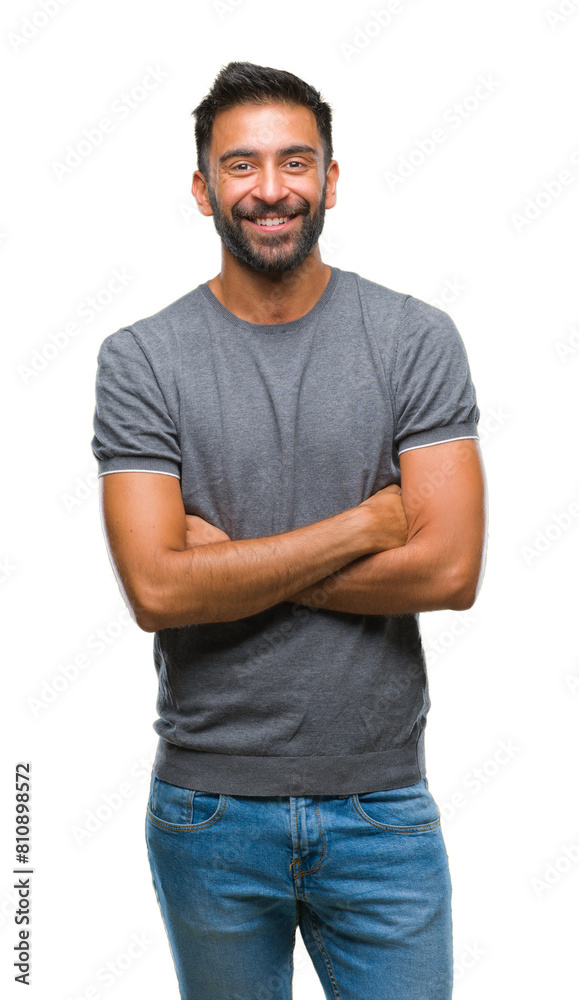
[250,162,290,206]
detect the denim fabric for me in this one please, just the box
[145,772,453,999]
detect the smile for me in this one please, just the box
[244,215,298,232]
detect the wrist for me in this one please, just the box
[337,504,374,556]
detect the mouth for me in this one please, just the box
[243,214,299,232]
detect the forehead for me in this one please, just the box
[210,102,322,160]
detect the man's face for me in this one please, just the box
[201,103,333,273]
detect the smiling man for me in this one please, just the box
[91,61,487,1000]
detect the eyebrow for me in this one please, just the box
[218,144,319,166]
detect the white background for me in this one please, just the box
[2,0,578,997]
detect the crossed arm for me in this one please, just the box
[286,438,487,615]
[99,438,487,631]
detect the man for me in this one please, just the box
[91,61,487,1000]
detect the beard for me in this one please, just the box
[205,180,328,273]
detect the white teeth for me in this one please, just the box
[254,216,291,227]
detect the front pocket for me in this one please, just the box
[352,779,441,833]
[146,775,226,833]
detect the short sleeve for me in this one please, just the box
[393,296,480,454]
[91,327,181,479]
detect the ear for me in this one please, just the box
[325,160,339,210]
[191,170,214,217]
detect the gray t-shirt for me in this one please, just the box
[91,265,480,796]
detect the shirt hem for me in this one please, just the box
[97,468,180,479]
[397,422,479,454]
[95,457,181,478]
[152,730,426,796]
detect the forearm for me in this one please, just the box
[139,506,373,630]
[286,538,471,615]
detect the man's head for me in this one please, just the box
[191,61,338,273]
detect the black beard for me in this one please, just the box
[205,181,327,273]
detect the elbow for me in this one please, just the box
[133,597,162,633]
[135,609,161,633]
[130,582,167,633]
[446,566,479,611]
[131,581,205,632]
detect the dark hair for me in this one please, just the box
[192,61,333,182]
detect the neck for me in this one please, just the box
[207,249,331,325]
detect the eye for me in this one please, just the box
[230,160,307,172]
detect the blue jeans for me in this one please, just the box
[145,772,453,999]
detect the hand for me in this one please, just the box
[286,485,408,606]
[358,483,409,552]
[184,514,231,549]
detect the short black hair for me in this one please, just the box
[192,61,333,182]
